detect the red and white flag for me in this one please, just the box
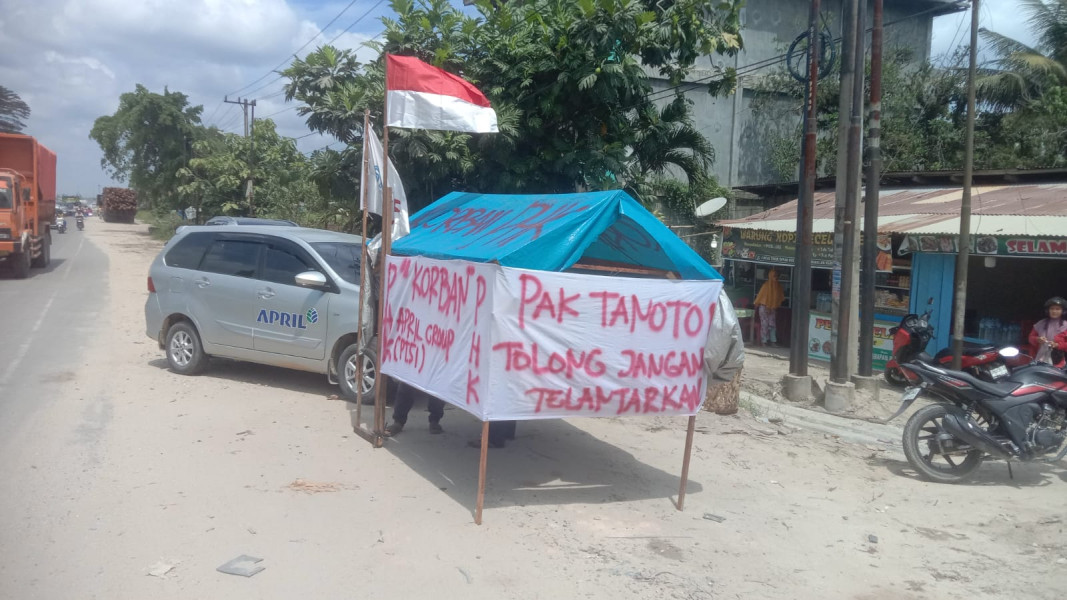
[386,54,498,133]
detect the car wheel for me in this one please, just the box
[339,341,377,404]
[165,321,207,375]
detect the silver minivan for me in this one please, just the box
[144,225,376,401]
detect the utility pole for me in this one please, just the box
[831,0,858,382]
[831,0,864,384]
[859,0,884,376]
[787,0,822,385]
[952,0,980,370]
[224,96,257,216]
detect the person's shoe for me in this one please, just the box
[383,422,404,437]
[428,422,444,434]
[467,437,505,449]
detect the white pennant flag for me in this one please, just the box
[360,127,411,239]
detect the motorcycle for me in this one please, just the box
[56,218,67,234]
[888,348,1067,482]
[76,215,84,231]
[883,298,1025,386]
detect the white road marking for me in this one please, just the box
[0,233,85,387]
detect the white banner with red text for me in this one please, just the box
[379,255,723,421]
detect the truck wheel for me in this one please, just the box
[31,234,50,268]
[11,251,30,279]
[165,321,207,375]
[339,341,378,404]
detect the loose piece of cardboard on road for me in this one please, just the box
[216,555,265,578]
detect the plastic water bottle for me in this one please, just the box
[979,318,989,342]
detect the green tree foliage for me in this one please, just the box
[0,86,31,133]
[282,0,742,212]
[176,119,339,226]
[977,0,1067,109]
[89,85,203,211]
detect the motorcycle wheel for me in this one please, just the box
[902,404,983,483]
[883,367,909,388]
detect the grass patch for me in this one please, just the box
[140,211,186,241]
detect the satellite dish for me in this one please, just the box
[695,197,727,218]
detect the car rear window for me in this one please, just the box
[164,232,214,269]
[310,242,362,285]
[200,240,262,278]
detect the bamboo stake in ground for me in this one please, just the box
[676,415,697,510]
[475,421,490,525]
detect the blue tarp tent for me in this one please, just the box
[391,190,721,280]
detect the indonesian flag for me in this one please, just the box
[385,54,498,133]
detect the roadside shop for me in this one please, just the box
[717,180,1067,365]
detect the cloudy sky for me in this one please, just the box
[0,0,1039,196]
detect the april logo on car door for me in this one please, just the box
[257,309,314,329]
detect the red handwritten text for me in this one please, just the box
[518,273,580,328]
[493,341,606,379]
[616,350,703,379]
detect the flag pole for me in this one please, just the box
[354,110,371,436]
[372,57,395,447]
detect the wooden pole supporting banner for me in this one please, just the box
[475,421,490,525]
[371,60,393,449]
[676,415,697,511]
[354,110,371,434]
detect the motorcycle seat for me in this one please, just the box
[945,368,1019,396]
[933,343,997,361]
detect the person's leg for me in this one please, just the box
[427,395,445,434]
[767,309,778,344]
[487,420,516,447]
[758,306,770,344]
[384,381,414,436]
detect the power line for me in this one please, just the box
[244,1,387,102]
[225,0,366,97]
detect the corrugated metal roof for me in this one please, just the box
[718,185,1067,236]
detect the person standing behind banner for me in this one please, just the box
[754,269,786,346]
[1029,297,1067,367]
[384,381,446,436]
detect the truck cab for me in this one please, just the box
[0,134,56,277]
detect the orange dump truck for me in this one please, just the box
[0,133,56,277]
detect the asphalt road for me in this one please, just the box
[0,228,108,448]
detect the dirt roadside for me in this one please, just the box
[3,221,1065,600]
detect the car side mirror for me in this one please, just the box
[295,270,328,289]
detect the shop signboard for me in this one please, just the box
[903,235,1067,258]
[722,228,894,270]
[808,311,895,370]
[721,228,835,267]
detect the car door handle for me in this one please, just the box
[195,277,211,288]
[257,288,276,299]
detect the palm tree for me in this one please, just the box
[0,86,31,133]
[978,0,1067,108]
[624,95,714,204]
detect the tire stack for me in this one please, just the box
[101,187,137,223]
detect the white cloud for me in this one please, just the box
[0,0,392,196]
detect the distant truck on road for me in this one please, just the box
[0,133,55,277]
[99,187,137,223]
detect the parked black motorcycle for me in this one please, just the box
[889,350,1067,482]
[76,215,84,231]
